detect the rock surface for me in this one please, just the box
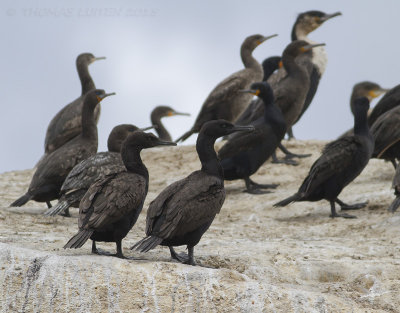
[1,140,400,313]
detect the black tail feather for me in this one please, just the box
[131,236,163,253]
[388,196,400,213]
[44,200,70,216]
[273,193,302,207]
[64,230,93,249]
[175,129,195,143]
[10,193,32,207]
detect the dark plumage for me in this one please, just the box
[64,131,176,258]
[368,84,400,127]
[371,105,400,168]
[232,56,281,127]
[274,97,374,218]
[175,34,277,143]
[150,106,190,141]
[339,81,388,138]
[44,124,143,217]
[219,82,286,194]
[132,120,254,265]
[10,89,114,208]
[45,53,105,153]
[236,11,341,139]
[388,164,400,212]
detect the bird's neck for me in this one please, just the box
[282,53,305,78]
[121,146,149,179]
[241,48,262,72]
[77,62,95,95]
[81,102,99,141]
[197,135,223,178]
[354,110,370,137]
[151,115,172,141]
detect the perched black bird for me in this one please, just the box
[388,164,400,212]
[175,34,277,143]
[368,84,400,127]
[132,120,254,265]
[339,81,388,138]
[45,53,105,153]
[150,106,190,141]
[236,11,341,139]
[219,82,286,194]
[64,131,176,258]
[371,105,400,168]
[274,97,374,218]
[10,89,114,208]
[44,124,153,217]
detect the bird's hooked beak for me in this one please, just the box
[239,89,260,96]
[154,139,177,147]
[139,125,157,131]
[301,43,326,53]
[320,12,342,22]
[257,34,278,45]
[169,111,191,117]
[93,56,106,62]
[231,125,255,133]
[97,92,116,101]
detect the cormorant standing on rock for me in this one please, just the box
[132,120,254,265]
[175,34,277,143]
[64,131,176,258]
[44,124,154,217]
[219,82,286,194]
[150,106,190,141]
[45,53,105,153]
[274,97,374,218]
[10,89,115,208]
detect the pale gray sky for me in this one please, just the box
[1,0,399,173]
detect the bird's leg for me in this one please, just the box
[248,177,278,189]
[329,201,357,219]
[114,240,126,259]
[244,177,273,195]
[286,127,295,140]
[46,201,52,209]
[278,143,311,159]
[169,246,189,263]
[271,151,298,166]
[60,207,71,217]
[391,159,398,169]
[185,246,196,266]
[91,240,112,256]
[336,198,368,210]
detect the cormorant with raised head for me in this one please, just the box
[132,120,254,265]
[150,106,190,141]
[64,131,176,258]
[10,89,115,208]
[45,53,105,153]
[44,124,154,217]
[235,11,341,139]
[218,82,286,194]
[175,34,277,143]
[274,97,374,218]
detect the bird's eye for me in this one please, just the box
[95,91,102,96]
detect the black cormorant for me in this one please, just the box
[368,84,400,127]
[274,97,374,218]
[175,34,277,143]
[388,164,400,212]
[150,106,190,141]
[10,89,114,208]
[371,105,400,168]
[64,131,176,258]
[45,53,105,153]
[132,120,254,265]
[44,124,153,217]
[218,82,286,194]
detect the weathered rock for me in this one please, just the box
[1,141,400,313]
